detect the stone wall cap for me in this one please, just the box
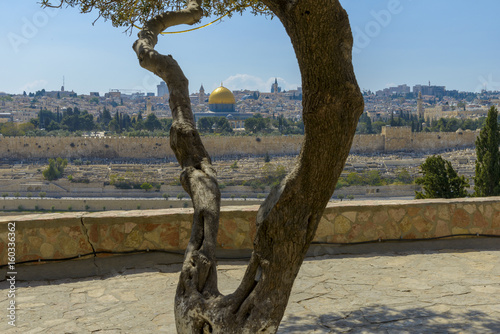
[0,212,85,223]
[2,198,500,224]
[0,205,263,223]
[326,197,500,209]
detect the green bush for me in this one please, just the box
[395,168,413,184]
[264,152,271,163]
[42,157,68,181]
[336,170,389,189]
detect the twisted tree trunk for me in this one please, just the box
[133,0,363,332]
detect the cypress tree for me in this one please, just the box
[366,115,373,134]
[415,155,469,199]
[474,106,500,196]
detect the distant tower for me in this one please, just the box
[199,84,205,104]
[271,78,281,94]
[417,91,424,119]
[61,76,65,92]
[157,81,168,97]
[146,97,152,115]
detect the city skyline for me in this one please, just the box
[1,1,500,95]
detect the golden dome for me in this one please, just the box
[208,85,235,105]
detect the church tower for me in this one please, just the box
[271,78,280,94]
[417,91,424,119]
[199,84,205,104]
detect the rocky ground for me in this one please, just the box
[2,248,499,333]
[0,148,477,202]
[0,148,476,185]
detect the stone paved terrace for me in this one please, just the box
[1,244,500,333]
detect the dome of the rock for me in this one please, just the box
[208,85,235,105]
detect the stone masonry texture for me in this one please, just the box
[1,198,500,265]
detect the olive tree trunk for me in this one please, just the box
[133,0,364,332]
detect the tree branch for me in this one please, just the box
[132,1,221,329]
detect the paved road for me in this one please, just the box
[1,250,500,333]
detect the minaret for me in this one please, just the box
[199,84,205,104]
[146,97,152,115]
[417,91,424,119]
[61,76,65,92]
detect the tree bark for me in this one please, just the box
[133,0,363,333]
[133,1,222,331]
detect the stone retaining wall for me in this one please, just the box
[1,198,500,265]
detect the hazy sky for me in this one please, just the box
[1,1,500,95]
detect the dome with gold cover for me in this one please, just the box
[208,85,236,112]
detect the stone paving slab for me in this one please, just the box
[1,250,500,333]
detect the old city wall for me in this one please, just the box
[382,126,413,152]
[0,136,304,160]
[0,128,479,160]
[201,136,303,157]
[350,134,385,153]
[412,131,478,152]
[0,136,171,160]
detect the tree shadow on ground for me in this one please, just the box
[0,253,251,288]
[278,305,500,333]
[307,237,500,260]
